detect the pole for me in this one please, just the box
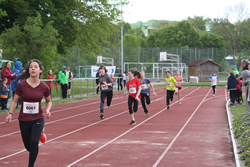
[121,1,124,74]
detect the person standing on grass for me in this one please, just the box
[165,71,177,109]
[59,66,68,99]
[5,59,51,167]
[235,74,243,105]
[96,72,100,94]
[227,71,238,107]
[174,71,183,104]
[124,69,141,125]
[110,74,115,82]
[117,72,123,91]
[96,65,114,119]
[122,71,127,88]
[140,70,156,116]
[66,66,73,98]
[46,70,56,97]
[1,78,9,112]
[241,59,250,116]
[209,72,219,97]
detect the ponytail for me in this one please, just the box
[128,69,142,79]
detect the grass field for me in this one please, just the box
[230,96,250,166]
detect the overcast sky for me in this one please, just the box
[122,0,250,23]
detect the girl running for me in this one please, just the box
[5,59,51,167]
[125,69,141,125]
[165,70,177,109]
[174,71,183,104]
[140,71,157,116]
[209,72,219,96]
[96,65,114,119]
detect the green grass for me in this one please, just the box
[230,96,250,166]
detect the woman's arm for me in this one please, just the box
[5,94,20,123]
[45,96,52,119]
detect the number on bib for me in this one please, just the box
[129,88,136,94]
[23,102,39,114]
[101,85,108,90]
[141,84,148,89]
[167,82,172,86]
[176,82,181,85]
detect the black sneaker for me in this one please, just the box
[129,120,136,125]
[167,105,170,109]
[100,113,104,119]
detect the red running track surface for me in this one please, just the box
[0,87,235,167]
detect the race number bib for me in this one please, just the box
[23,102,39,114]
[167,82,172,86]
[176,82,181,86]
[101,85,108,90]
[141,84,148,89]
[129,88,136,94]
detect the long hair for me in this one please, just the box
[17,59,44,81]
[98,65,107,73]
[5,61,10,68]
[128,69,141,79]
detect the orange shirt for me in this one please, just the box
[174,76,183,88]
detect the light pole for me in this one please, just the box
[120,0,124,74]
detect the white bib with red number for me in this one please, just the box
[23,102,39,114]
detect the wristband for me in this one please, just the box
[8,112,13,115]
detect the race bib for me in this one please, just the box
[141,84,148,89]
[167,82,172,86]
[176,82,181,86]
[129,88,136,94]
[23,102,39,114]
[101,85,108,90]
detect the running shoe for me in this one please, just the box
[144,113,148,116]
[213,94,215,97]
[129,120,136,125]
[178,101,181,104]
[100,113,104,119]
[167,105,170,109]
[230,104,235,107]
[40,130,46,143]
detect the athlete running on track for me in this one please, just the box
[165,70,177,109]
[174,71,183,104]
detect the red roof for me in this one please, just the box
[188,59,220,67]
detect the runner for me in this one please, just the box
[96,65,114,119]
[140,70,156,116]
[125,69,141,125]
[174,71,183,104]
[165,70,177,109]
[209,71,219,96]
[5,59,51,167]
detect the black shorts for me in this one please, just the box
[68,82,71,89]
[177,87,182,90]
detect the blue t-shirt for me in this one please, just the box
[141,78,151,95]
[209,75,219,86]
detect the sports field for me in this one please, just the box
[0,87,235,167]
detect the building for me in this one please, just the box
[188,59,220,82]
[130,20,178,37]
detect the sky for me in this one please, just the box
[122,0,250,23]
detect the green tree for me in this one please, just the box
[186,16,209,32]
[1,13,60,74]
[200,32,224,48]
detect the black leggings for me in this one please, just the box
[141,93,150,113]
[128,95,138,114]
[230,90,237,104]
[19,119,44,167]
[100,90,113,113]
[166,90,175,106]
[236,89,243,103]
[212,85,216,94]
[117,79,123,90]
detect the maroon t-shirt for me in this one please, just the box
[15,80,50,121]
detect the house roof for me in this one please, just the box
[187,59,220,67]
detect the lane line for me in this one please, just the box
[66,87,200,167]
[153,88,211,167]
[0,89,166,138]
[0,88,172,160]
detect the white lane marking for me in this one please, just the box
[153,88,211,167]
[66,87,200,167]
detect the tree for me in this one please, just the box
[186,16,209,32]
[1,13,60,73]
[200,32,224,48]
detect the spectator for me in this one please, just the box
[241,59,250,116]
[232,65,239,75]
[96,72,100,94]
[66,66,73,98]
[59,66,68,99]
[235,74,243,105]
[117,72,123,90]
[1,78,9,112]
[122,71,127,88]
[11,61,22,109]
[110,74,115,82]
[227,71,238,107]
[2,61,17,106]
[46,70,56,97]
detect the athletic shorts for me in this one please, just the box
[68,82,71,89]
[177,87,182,90]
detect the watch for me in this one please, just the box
[8,112,13,115]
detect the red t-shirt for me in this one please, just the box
[15,80,50,121]
[126,78,141,98]
[174,76,183,88]
[46,74,54,89]
[236,80,241,89]
[1,67,13,85]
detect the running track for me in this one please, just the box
[0,87,235,167]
